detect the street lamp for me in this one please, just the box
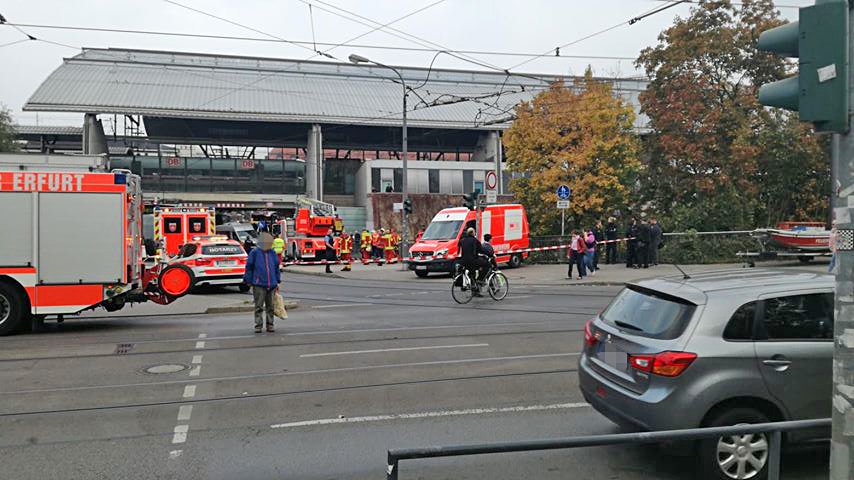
[349,53,410,264]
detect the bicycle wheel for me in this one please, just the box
[451,274,474,304]
[487,272,509,301]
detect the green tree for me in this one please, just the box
[503,68,640,235]
[636,0,828,230]
[0,106,18,152]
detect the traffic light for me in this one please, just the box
[757,0,849,132]
[403,198,413,215]
[463,191,479,210]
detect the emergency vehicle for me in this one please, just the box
[407,204,530,277]
[151,206,216,256]
[169,235,249,292]
[0,154,194,336]
[288,197,343,260]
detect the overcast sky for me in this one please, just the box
[0,0,810,126]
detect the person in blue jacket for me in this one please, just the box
[243,232,281,333]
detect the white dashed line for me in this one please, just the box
[192,355,203,364]
[195,341,206,349]
[169,450,183,459]
[299,343,489,358]
[183,385,196,398]
[177,405,193,421]
[172,425,189,444]
[312,303,368,309]
[189,366,201,377]
[198,333,207,339]
[270,403,590,429]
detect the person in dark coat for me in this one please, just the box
[625,218,638,268]
[592,221,604,271]
[324,228,336,274]
[605,217,618,264]
[650,217,663,266]
[636,217,652,269]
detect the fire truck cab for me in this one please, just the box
[287,198,343,260]
[0,154,194,336]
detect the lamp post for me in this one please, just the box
[349,54,410,264]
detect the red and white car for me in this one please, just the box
[171,236,249,291]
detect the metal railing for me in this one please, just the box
[386,418,830,480]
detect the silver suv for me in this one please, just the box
[578,269,833,480]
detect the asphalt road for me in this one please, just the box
[0,273,829,480]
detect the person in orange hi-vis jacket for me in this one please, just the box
[340,231,353,271]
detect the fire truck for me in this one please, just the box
[287,197,343,260]
[0,154,194,336]
[150,206,216,256]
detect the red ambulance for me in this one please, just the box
[407,204,530,277]
[152,206,216,257]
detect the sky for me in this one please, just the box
[0,0,810,127]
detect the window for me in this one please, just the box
[600,286,697,340]
[421,220,463,241]
[428,170,440,193]
[474,180,484,194]
[164,218,182,234]
[463,170,473,192]
[724,301,756,340]
[371,168,381,192]
[759,293,834,341]
[188,218,207,235]
[179,243,197,257]
[324,159,359,195]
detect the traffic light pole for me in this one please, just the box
[830,6,854,478]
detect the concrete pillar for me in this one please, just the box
[305,124,323,200]
[354,158,371,207]
[82,113,108,155]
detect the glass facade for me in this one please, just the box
[324,159,360,195]
[111,156,306,194]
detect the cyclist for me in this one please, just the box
[482,233,497,272]
[457,227,489,296]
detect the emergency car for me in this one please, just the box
[170,236,249,292]
[0,154,194,336]
[407,204,530,277]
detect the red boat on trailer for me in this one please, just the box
[763,221,831,252]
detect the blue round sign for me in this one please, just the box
[557,185,571,200]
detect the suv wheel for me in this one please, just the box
[699,407,770,480]
[508,254,522,268]
[414,270,429,278]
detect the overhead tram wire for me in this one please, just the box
[0,14,78,51]
[0,22,637,62]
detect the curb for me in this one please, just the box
[205,300,299,314]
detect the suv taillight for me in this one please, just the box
[194,258,213,266]
[628,351,696,377]
[584,320,598,347]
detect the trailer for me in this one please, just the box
[0,154,194,335]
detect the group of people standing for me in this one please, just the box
[320,228,402,273]
[566,216,664,279]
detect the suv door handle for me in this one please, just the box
[762,358,792,371]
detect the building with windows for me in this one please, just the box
[22,47,649,229]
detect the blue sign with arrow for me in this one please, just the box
[557,185,571,200]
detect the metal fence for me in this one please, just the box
[386,418,830,480]
[527,231,759,265]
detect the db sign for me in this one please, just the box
[240,159,256,169]
[165,157,183,168]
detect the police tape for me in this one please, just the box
[281,237,636,267]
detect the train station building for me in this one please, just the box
[20,48,649,229]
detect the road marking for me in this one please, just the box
[299,343,489,358]
[195,341,205,349]
[509,295,532,299]
[198,334,207,339]
[271,402,590,429]
[169,450,183,459]
[172,425,189,444]
[312,303,368,309]
[177,405,193,421]
[2,353,580,394]
[189,366,201,377]
[192,355,203,364]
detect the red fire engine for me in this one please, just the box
[287,198,343,260]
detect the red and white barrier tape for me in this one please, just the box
[283,237,635,267]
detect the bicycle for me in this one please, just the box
[451,260,509,304]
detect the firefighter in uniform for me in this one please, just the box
[383,229,396,264]
[360,229,371,264]
[340,231,353,271]
[392,228,402,262]
[372,229,382,261]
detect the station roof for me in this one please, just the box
[24,48,649,131]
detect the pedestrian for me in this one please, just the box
[567,230,586,280]
[340,230,353,271]
[242,232,281,334]
[650,217,663,266]
[272,234,285,265]
[626,217,638,268]
[372,229,382,261]
[592,220,604,270]
[636,217,652,269]
[360,229,371,264]
[584,229,597,276]
[324,227,336,274]
[605,217,618,264]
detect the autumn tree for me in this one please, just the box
[503,69,640,235]
[636,0,828,230]
[0,106,17,152]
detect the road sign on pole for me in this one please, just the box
[485,171,498,204]
[556,200,570,209]
[485,191,497,203]
[557,199,570,237]
[557,185,571,200]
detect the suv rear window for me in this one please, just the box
[202,244,244,256]
[601,286,696,340]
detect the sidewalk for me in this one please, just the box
[283,258,830,287]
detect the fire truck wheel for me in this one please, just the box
[158,264,195,298]
[0,282,28,336]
